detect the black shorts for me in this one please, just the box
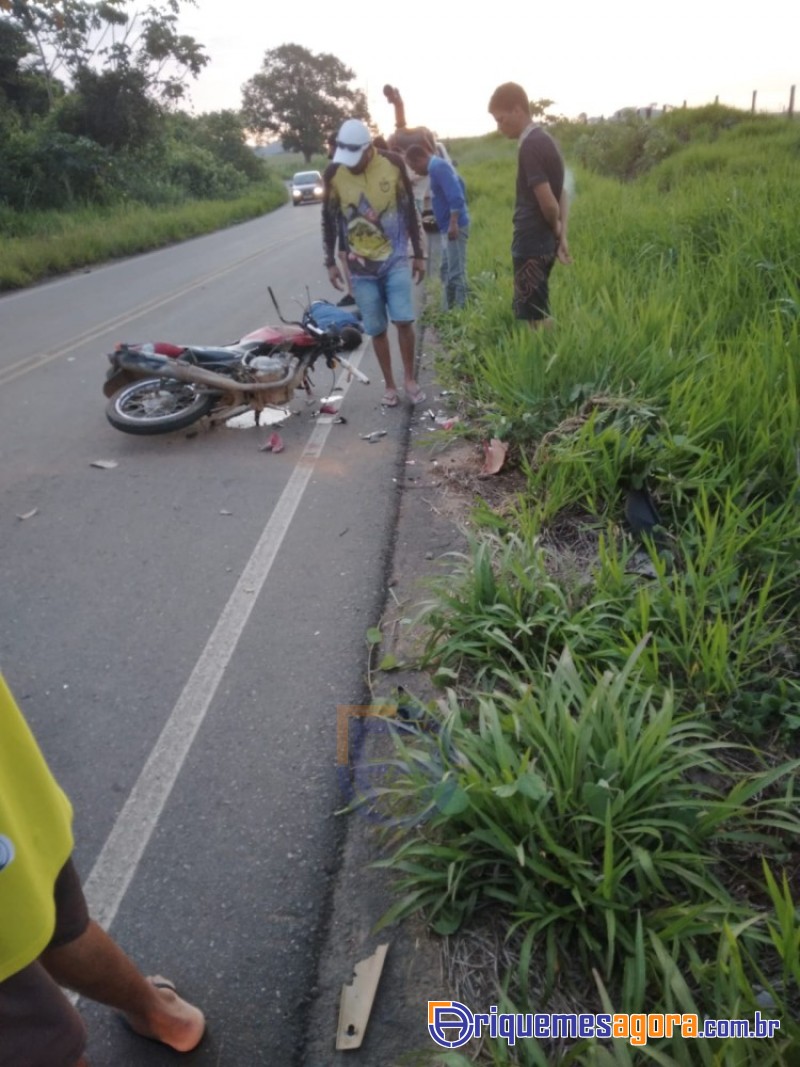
[513,255,556,321]
[0,858,90,1067]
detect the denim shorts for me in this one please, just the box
[350,267,415,337]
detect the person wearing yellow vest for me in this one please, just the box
[0,672,205,1065]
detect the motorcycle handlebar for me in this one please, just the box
[335,354,370,385]
[267,287,369,382]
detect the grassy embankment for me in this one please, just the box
[373,111,800,1065]
[0,176,287,291]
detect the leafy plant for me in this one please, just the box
[375,649,800,985]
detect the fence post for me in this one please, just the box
[790,85,796,118]
[751,90,757,113]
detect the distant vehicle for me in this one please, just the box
[291,170,323,206]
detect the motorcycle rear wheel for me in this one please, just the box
[106,378,215,435]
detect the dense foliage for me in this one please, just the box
[0,0,274,215]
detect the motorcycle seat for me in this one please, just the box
[182,346,246,366]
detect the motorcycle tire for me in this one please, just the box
[106,378,215,435]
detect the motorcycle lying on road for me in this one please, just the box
[102,289,369,436]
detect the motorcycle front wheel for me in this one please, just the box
[106,379,215,435]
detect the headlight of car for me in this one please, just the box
[292,188,301,198]
[313,185,323,196]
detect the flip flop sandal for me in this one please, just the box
[381,391,399,407]
[407,387,427,406]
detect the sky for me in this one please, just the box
[177,0,798,138]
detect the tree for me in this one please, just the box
[530,97,555,119]
[241,43,370,162]
[56,65,159,150]
[2,0,207,108]
[0,17,52,118]
[191,109,264,180]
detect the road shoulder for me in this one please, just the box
[302,335,472,1066]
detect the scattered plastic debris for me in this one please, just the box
[16,508,38,521]
[220,509,233,516]
[90,459,118,470]
[480,438,508,476]
[336,944,389,1050]
[260,431,285,453]
[360,430,387,443]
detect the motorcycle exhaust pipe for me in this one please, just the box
[122,355,301,393]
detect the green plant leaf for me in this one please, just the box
[433,778,470,816]
[377,653,402,671]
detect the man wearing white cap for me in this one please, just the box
[322,118,426,407]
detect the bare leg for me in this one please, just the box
[395,321,420,396]
[41,920,205,1053]
[371,331,397,393]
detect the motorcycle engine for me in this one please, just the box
[249,354,288,382]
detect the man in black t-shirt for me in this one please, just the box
[488,82,571,328]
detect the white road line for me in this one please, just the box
[81,344,371,931]
[0,238,298,387]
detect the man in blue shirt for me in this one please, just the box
[406,145,469,309]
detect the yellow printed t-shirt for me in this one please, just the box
[327,152,415,278]
[0,673,74,982]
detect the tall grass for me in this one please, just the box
[0,178,287,290]
[377,113,800,1065]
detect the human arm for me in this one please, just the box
[557,187,572,264]
[532,180,560,238]
[433,159,467,240]
[321,164,344,288]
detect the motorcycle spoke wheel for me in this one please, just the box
[106,379,215,435]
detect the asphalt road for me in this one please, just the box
[0,202,419,1065]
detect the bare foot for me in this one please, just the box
[123,976,205,1053]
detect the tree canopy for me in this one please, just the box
[241,43,370,162]
[1,0,208,108]
[0,2,273,213]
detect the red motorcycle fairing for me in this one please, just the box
[151,342,187,357]
[240,324,316,348]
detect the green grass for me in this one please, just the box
[0,177,287,290]
[371,111,800,1065]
